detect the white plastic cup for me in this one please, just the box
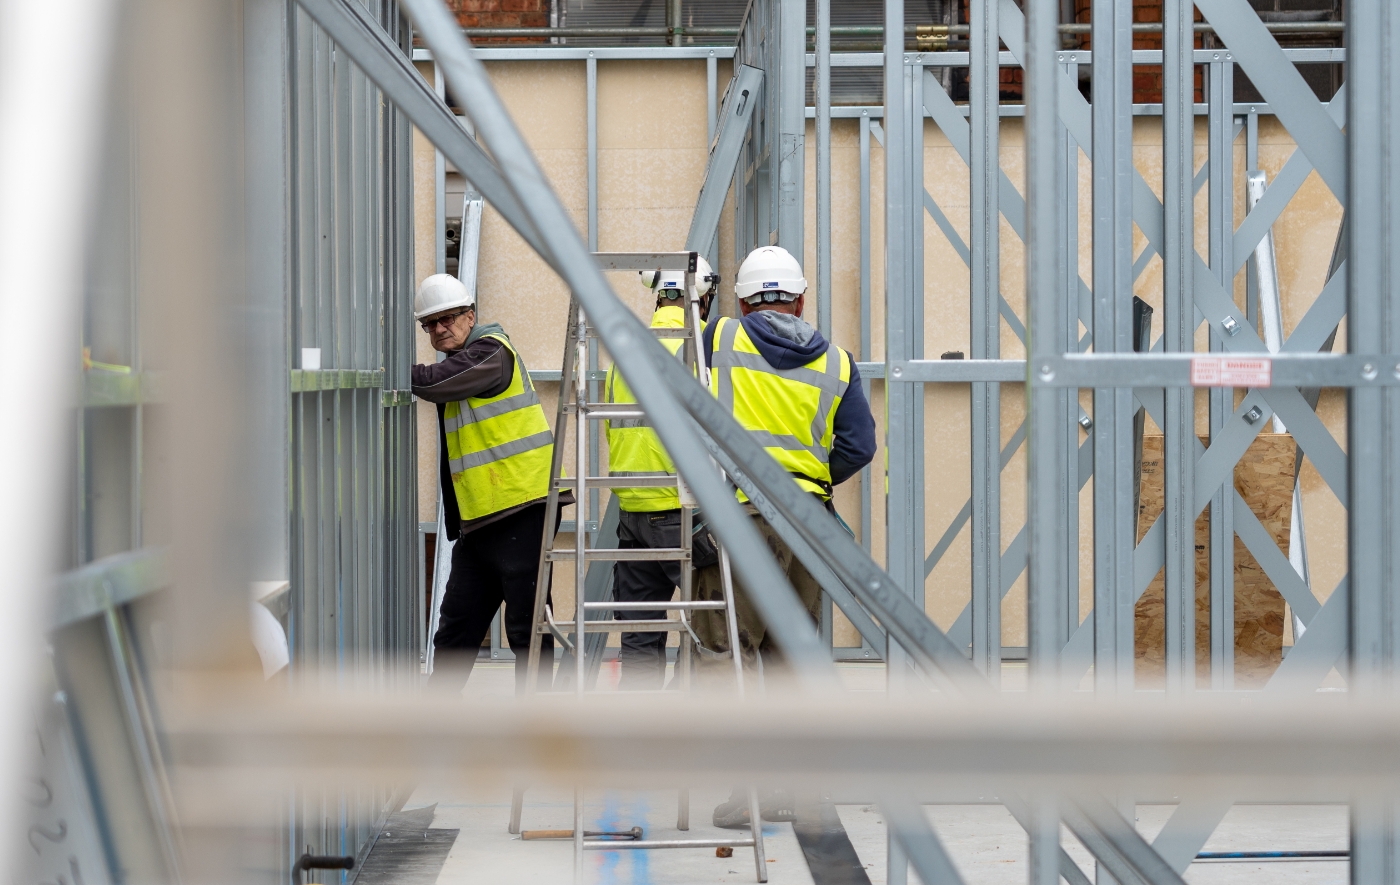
[301,347,321,370]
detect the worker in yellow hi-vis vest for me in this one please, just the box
[603,256,718,689]
[696,246,876,827]
[411,274,567,693]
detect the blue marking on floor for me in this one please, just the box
[590,792,652,884]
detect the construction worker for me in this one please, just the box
[695,246,875,828]
[603,257,719,689]
[411,274,565,693]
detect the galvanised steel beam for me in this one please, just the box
[1346,0,1400,880]
[1206,59,1235,691]
[884,0,919,698]
[685,64,763,253]
[814,0,831,338]
[295,0,553,264]
[1091,0,1136,697]
[968,0,1002,685]
[777,0,805,256]
[880,795,968,885]
[1071,796,1189,885]
[1025,0,1065,693]
[1161,0,1196,696]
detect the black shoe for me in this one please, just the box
[760,789,795,823]
[712,796,751,829]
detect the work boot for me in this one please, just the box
[759,789,795,823]
[712,790,750,829]
[712,789,797,828]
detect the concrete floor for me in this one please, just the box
[404,662,1348,884]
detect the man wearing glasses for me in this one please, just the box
[411,273,565,692]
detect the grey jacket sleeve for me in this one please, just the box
[411,337,514,403]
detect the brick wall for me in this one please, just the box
[960,0,1205,103]
[447,0,548,43]
[1073,0,1205,103]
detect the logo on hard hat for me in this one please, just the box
[663,281,680,288]
[762,281,780,289]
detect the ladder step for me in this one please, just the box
[583,600,726,611]
[543,619,691,633]
[556,475,677,489]
[584,838,756,850]
[585,327,691,340]
[546,548,689,562]
[565,403,645,418]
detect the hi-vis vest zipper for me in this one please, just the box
[604,304,687,512]
[444,333,553,521]
[709,316,850,501]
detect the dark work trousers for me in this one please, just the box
[614,508,683,690]
[431,502,556,693]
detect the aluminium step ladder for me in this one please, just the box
[513,251,768,883]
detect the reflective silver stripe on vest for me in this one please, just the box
[444,351,542,435]
[710,345,849,396]
[747,430,830,463]
[713,318,844,461]
[449,429,553,474]
[809,346,845,451]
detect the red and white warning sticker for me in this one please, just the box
[1190,355,1272,388]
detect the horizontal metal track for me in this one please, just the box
[1031,353,1399,389]
[888,359,1026,383]
[593,251,696,272]
[290,368,385,392]
[54,547,168,629]
[83,371,161,407]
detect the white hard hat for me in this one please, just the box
[414,273,475,320]
[639,254,719,301]
[735,246,807,303]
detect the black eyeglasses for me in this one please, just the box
[420,308,471,332]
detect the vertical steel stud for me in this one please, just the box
[1027,0,1066,694]
[1161,0,1197,696]
[970,0,1002,683]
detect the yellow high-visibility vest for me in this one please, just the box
[445,333,553,521]
[709,316,850,500]
[604,304,687,512]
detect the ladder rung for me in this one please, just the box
[585,619,687,633]
[546,548,689,562]
[556,475,677,489]
[583,601,726,611]
[584,838,756,850]
[565,403,645,418]
[541,619,690,633]
[586,327,691,340]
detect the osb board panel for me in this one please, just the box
[1135,434,1294,689]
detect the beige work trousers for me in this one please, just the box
[690,513,822,690]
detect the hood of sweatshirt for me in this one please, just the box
[740,310,829,369]
[464,320,508,347]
